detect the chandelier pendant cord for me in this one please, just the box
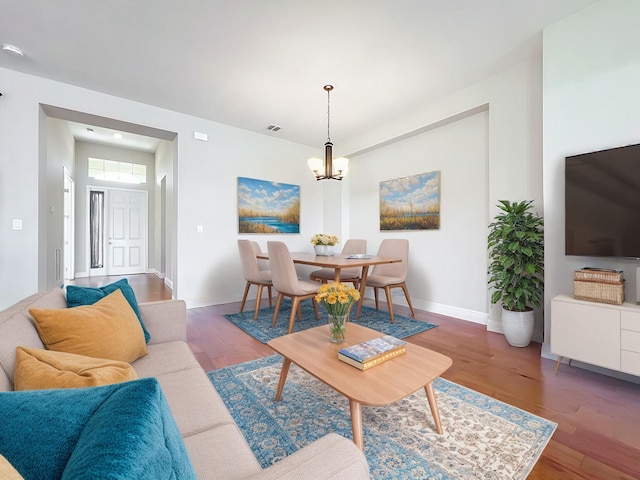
[326,86,331,144]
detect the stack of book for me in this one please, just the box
[338,335,406,370]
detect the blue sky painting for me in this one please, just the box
[237,177,300,234]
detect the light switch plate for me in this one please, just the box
[12,219,22,230]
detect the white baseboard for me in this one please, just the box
[74,272,89,278]
[417,300,489,325]
[147,268,165,279]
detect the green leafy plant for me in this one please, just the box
[488,200,544,312]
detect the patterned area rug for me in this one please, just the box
[223,300,437,343]
[208,355,557,480]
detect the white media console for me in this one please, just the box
[551,294,640,377]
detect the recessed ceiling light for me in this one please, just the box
[2,44,24,57]
[86,128,94,133]
[113,133,123,139]
[267,124,282,132]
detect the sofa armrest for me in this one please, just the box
[242,433,370,480]
[138,300,187,344]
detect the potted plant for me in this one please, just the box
[487,200,544,347]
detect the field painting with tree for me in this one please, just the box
[379,171,441,230]
[237,177,300,233]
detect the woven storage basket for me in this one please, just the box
[573,280,624,305]
[573,268,623,285]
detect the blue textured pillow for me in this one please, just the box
[66,279,151,343]
[0,378,196,480]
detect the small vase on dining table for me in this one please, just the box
[314,244,329,256]
[328,314,347,343]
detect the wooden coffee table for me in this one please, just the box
[267,323,453,450]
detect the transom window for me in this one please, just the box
[88,157,146,184]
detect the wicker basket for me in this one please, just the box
[573,268,624,284]
[573,268,624,305]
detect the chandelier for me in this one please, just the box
[307,85,349,181]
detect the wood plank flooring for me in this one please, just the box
[74,274,640,479]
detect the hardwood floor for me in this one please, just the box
[81,274,640,479]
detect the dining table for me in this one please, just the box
[256,251,401,318]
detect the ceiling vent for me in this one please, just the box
[267,124,282,132]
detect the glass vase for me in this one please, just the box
[328,314,347,343]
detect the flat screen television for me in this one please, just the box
[565,143,640,258]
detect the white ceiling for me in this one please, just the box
[0,0,598,151]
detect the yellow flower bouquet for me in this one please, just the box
[314,282,361,342]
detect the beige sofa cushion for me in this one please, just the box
[0,313,45,386]
[183,425,262,480]
[153,367,235,436]
[0,454,24,480]
[14,347,137,391]
[132,341,201,377]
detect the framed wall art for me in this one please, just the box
[237,177,300,234]
[379,171,441,230]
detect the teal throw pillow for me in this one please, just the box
[66,278,151,343]
[0,378,196,480]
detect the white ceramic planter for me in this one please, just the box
[314,245,329,256]
[501,308,534,347]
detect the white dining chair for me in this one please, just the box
[267,241,321,333]
[365,238,415,323]
[310,239,367,287]
[238,240,273,320]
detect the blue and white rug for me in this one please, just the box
[208,355,557,479]
[224,300,437,343]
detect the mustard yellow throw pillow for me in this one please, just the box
[14,347,138,391]
[29,289,148,363]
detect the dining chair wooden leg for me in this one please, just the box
[239,282,251,313]
[383,286,395,324]
[254,284,264,321]
[374,287,380,310]
[313,300,319,320]
[401,283,416,317]
[288,297,301,334]
[272,293,284,328]
[267,286,273,307]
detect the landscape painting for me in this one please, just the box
[237,177,300,234]
[379,171,441,230]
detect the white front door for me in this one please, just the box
[106,189,148,275]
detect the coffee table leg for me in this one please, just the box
[349,400,364,450]
[274,358,292,402]
[424,382,443,434]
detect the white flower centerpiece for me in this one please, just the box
[311,233,338,256]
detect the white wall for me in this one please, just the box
[0,66,321,309]
[154,139,175,285]
[44,117,75,289]
[349,111,489,322]
[543,0,640,355]
[344,59,543,332]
